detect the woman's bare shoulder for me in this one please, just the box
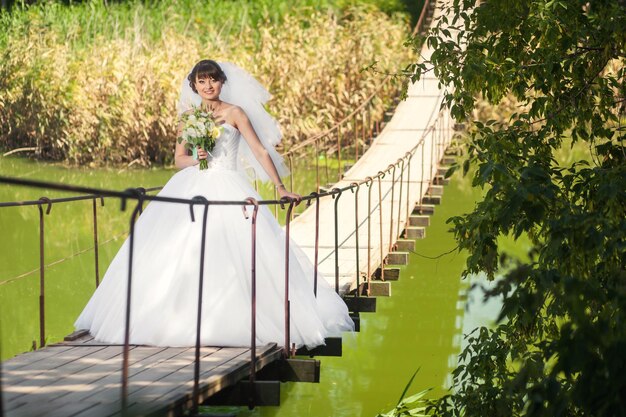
[222,102,243,114]
[220,103,246,126]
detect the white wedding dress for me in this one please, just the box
[75,123,354,348]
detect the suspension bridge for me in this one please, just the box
[0,1,462,415]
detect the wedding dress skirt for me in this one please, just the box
[75,124,354,348]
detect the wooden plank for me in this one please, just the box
[344,296,377,313]
[405,226,426,239]
[51,345,174,404]
[360,281,391,297]
[85,347,212,403]
[422,195,441,205]
[64,329,90,342]
[275,358,321,382]
[373,267,400,281]
[2,345,78,371]
[296,337,342,357]
[5,399,101,417]
[442,156,457,165]
[395,238,415,252]
[193,344,281,401]
[126,352,251,416]
[387,251,409,265]
[98,345,282,417]
[3,346,131,408]
[3,346,109,391]
[185,344,281,411]
[413,204,435,215]
[409,215,430,227]
[4,345,122,383]
[52,347,235,417]
[126,347,242,401]
[427,185,444,196]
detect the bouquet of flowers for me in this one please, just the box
[177,107,223,170]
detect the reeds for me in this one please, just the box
[0,0,414,166]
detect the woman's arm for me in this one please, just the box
[232,107,301,201]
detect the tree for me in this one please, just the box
[408,0,626,415]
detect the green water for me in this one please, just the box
[0,155,492,416]
[236,166,486,417]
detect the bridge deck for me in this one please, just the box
[0,2,457,414]
[1,333,281,417]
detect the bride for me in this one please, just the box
[74,60,354,348]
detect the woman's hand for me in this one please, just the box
[197,148,209,161]
[277,185,302,205]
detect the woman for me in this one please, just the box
[75,60,354,348]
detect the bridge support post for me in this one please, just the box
[344,296,376,313]
[203,381,280,407]
[256,358,321,383]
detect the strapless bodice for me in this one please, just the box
[204,123,239,171]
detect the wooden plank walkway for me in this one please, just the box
[1,332,282,417]
[290,0,457,294]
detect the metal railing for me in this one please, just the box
[0,98,452,414]
[0,1,440,413]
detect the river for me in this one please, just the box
[0,155,502,416]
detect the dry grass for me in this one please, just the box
[0,4,413,166]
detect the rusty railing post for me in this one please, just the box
[315,140,320,193]
[365,177,373,295]
[37,197,52,349]
[92,196,104,288]
[273,187,278,219]
[337,129,343,181]
[387,164,397,252]
[310,192,321,297]
[430,125,436,181]
[332,188,343,293]
[396,159,405,242]
[245,198,260,409]
[288,155,295,198]
[284,198,296,357]
[191,196,210,415]
[362,110,367,149]
[121,193,144,411]
[350,183,361,296]
[354,115,359,162]
[323,139,330,187]
[376,172,385,281]
[405,152,414,222]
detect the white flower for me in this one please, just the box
[184,127,197,139]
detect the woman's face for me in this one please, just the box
[195,76,222,100]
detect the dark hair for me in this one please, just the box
[188,60,227,93]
